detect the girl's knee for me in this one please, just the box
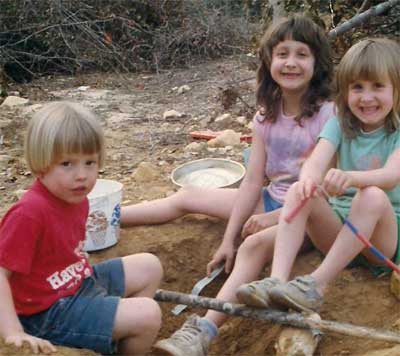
[173,187,202,212]
[354,186,387,212]
[239,233,274,254]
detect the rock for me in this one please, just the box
[118,104,134,114]
[390,270,400,300]
[215,113,231,125]
[163,109,183,120]
[132,162,159,182]
[236,116,247,125]
[208,129,241,147]
[275,314,321,356]
[0,154,12,163]
[1,96,29,107]
[199,117,212,126]
[184,142,204,153]
[177,85,191,94]
[22,103,43,115]
[77,85,90,91]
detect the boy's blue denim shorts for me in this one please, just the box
[19,258,125,355]
[263,188,283,212]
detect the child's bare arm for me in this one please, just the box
[298,138,337,199]
[301,139,336,182]
[241,208,281,238]
[0,267,56,354]
[0,267,25,337]
[341,147,400,191]
[207,129,266,275]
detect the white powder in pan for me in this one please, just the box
[176,167,239,188]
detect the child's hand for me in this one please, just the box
[322,168,352,196]
[207,242,235,276]
[294,178,318,200]
[241,213,275,238]
[5,332,56,354]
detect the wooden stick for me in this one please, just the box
[328,0,400,40]
[155,289,400,344]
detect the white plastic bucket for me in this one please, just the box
[84,179,123,252]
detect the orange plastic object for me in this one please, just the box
[190,131,252,143]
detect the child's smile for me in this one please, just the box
[348,78,394,132]
[281,72,301,79]
[270,39,315,96]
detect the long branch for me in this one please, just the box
[328,0,400,40]
[155,289,400,344]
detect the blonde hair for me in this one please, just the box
[336,38,400,137]
[25,101,105,175]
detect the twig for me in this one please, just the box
[236,93,252,110]
[155,289,400,343]
[328,0,400,40]
[357,0,371,14]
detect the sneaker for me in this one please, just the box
[269,275,323,313]
[153,315,212,356]
[236,277,281,308]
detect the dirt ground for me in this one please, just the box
[0,56,399,356]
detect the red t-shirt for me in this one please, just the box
[0,179,93,315]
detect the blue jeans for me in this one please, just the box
[19,258,125,355]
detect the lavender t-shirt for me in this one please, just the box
[253,101,335,204]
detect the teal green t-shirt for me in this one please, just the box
[319,117,400,216]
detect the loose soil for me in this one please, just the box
[0,56,399,356]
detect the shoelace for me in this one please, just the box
[256,277,280,290]
[172,320,203,343]
[290,276,315,293]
